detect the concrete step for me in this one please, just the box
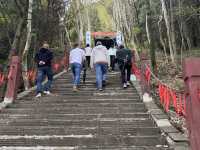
[18,93,141,98]
[0,136,167,147]
[8,103,145,109]
[0,119,155,127]
[51,88,138,93]
[0,127,160,136]
[1,109,147,115]
[51,86,136,90]
[0,146,173,150]
[18,98,143,104]
[0,113,150,120]
[45,93,139,97]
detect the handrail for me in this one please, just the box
[132,60,186,117]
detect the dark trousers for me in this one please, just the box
[110,55,116,71]
[82,61,87,83]
[36,66,53,94]
[119,63,132,84]
[86,56,90,68]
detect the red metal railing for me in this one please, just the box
[132,61,186,117]
[132,53,200,149]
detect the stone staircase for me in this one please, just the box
[0,71,173,150]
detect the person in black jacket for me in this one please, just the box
[35,43,53,98]
[116,45,132,88]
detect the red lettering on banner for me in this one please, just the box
[91,32,116,37]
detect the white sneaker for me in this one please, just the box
[123,83,127,88]
[127,82,131,86]
[35,93,42,98]
[43,91,51,95]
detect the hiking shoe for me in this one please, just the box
[123,83,127,88]
[35,93,42,98]
[43,91,51,95]
[73,86,79,92]
[102,80,106,87]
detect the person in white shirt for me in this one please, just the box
[70,42,85,92]
[108,45,117,71]
[85,44,92,68]
[90,41,110,91]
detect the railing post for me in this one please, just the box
[3,56,21,104]
[183,58,200,150]
[140,53,150,94]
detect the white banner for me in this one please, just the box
[86,31,91,45]
[116,31,123,46]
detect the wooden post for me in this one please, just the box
[4,56,21,104]
[183,58,200,150]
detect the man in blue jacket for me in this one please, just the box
[35,43,53,98]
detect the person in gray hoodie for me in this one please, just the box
[90,41,110,91]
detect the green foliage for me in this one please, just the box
[41,0,48,8]
[0,15,8,24]
[95,5,112,30]
[175,6,200,17]
[94,0,113,31]
[132,26,142,34]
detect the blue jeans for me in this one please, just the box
[95,63,108,89]
[71,63,82,86]
[36,66,53,94]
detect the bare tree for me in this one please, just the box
[160,0,176,63]
[22,0,33,90]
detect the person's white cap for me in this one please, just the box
[96,41,102,46]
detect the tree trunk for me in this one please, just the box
[146,0,157,74]
[64,26,72,48]
[75,0,84,44]
[158,14,168,62]
[11,18,24,51]
[160,0,175,63]
[86,7,91,32]
[170,0,177,59]
[22,0,33,90]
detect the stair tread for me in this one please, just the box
[0,71,171,148]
